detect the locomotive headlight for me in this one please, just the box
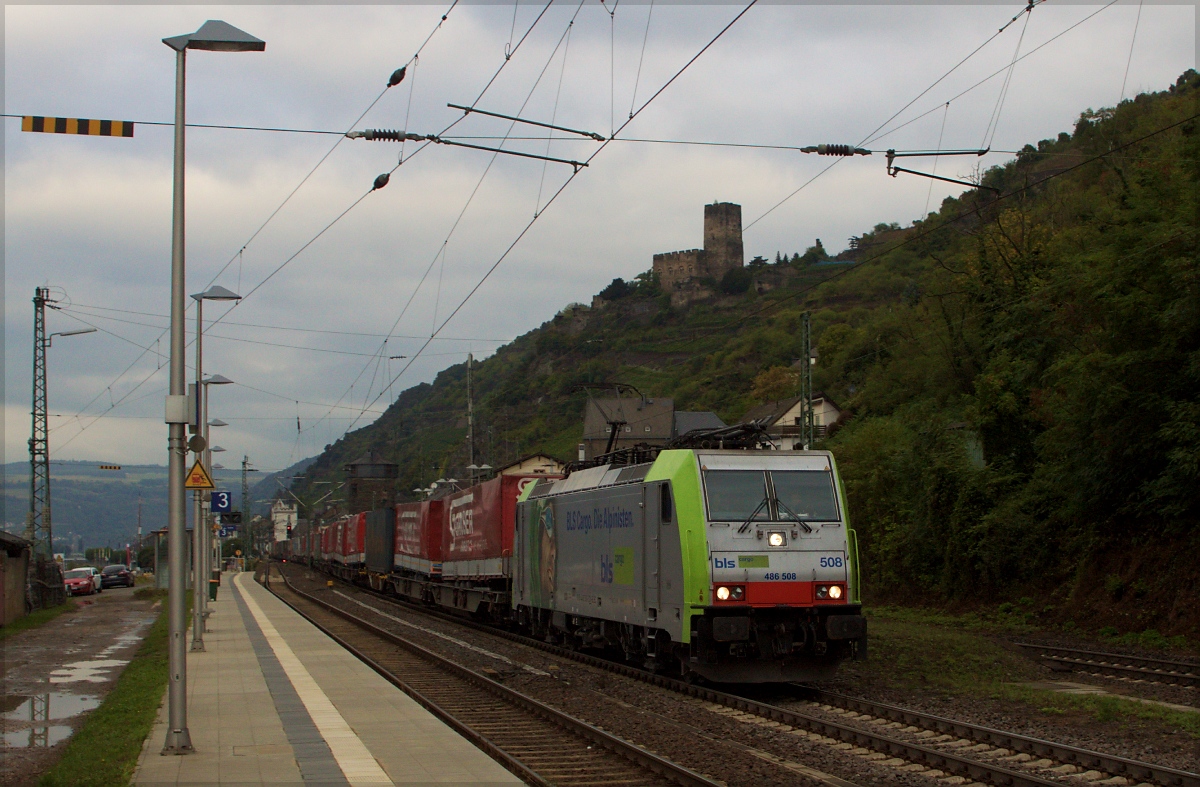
[716,586,731,601]
[731,586,745,601]
[829,585,844,600]
[767,531,786,547]
[816,585,830,599]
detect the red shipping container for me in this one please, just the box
[443,475,552,579]
[342,513,366,565]
[394,500,444,577]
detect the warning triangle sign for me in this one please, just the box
[185,460,216,490]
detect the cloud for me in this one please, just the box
[5,2,1194,468]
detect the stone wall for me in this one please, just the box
[702,202,743,278]
[652,249,704,291]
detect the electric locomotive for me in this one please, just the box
[514,445,865,683]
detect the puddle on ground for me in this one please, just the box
[3,725,74,748]
[98,632,145,658]
[49,659,128,684]
[3,693,100,721]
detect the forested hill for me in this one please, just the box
[296,71,1200,636]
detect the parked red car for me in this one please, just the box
[64,568,98,595]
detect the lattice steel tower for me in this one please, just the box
[798,312,815,450]
[26,287,53,556]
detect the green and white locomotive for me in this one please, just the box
[514,440,866,683]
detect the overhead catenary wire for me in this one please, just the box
[346,0,761,434]
[865,0,1121,147]
[299,0,567,438]
[924,103,951,218]
[679,106,1200,352]
[45,3,464,452]
[980,0,1035,149]
[628,0,654,120]
[745,2,1043,233]
[62,302,513,341]
[1119,0,1144,103]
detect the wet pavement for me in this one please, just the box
[0,585,159,786]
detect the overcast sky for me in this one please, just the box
[4,2,1195,473]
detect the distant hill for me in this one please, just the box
[1,458,307,551]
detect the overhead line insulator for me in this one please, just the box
[373,173,390,190]
[347,128,428,142]
[799,144,871,156]
[388,66,407,88]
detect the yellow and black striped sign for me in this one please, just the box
[22,116,133,137]
[98,464,122,470]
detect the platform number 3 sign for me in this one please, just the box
[211,491,233,514]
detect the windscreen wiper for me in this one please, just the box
[773,497,814,533]
[737,498,770,533]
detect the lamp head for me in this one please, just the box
[164,20,265,53]
[191,284,242,302]
[202,374,234,386]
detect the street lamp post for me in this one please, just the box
[196,381,231,641]
[189,288,239,652]
[161,20,263,755]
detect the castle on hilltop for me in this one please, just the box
[652,202,743,292]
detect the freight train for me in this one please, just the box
[281,427,866,683]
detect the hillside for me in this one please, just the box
[291,71,1200,636]
[1,457,312,552]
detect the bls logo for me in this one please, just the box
[713,556,736,569]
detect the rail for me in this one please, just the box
[264,567,722,787]
[1015,641,1199,688]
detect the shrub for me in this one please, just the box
[720,267,752,295]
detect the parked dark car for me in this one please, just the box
[100,564,134,588]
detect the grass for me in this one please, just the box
[39,592,188,787]
[841,605,1200,738]
[0,600,76,642]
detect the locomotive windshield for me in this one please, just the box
[704,470,771,522]
[703,469,840,523]
[770,470,839,522]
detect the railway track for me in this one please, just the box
[277,563,1199,787]
[1015,642,1200,689]
[797,688,1199,787]
[262,567,722,787]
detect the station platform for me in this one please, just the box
[133,568,521,786]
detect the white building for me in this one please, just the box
[271,499,297,543]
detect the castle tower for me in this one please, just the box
[703,202,743,277]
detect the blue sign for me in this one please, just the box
[211,490,233,513]
[219,526,237,538]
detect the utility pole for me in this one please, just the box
[799,311,814,450]
[241,455,251,557]
[26,288,52,557]
[466,352,474,468]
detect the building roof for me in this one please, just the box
[496,454,565,475]
[673,411,727,436]
[582,397,675,440]
[0,530,31,558]
[739,393,841,426]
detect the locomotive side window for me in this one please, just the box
[704,471,770,522]
[660,483,673,523]
[770,470,839,522]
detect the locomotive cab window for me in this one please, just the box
[703,470,770,522]
[660,483,673,523]
[769,470,839,522]
[703,469,839,523]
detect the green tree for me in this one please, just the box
[751,366,798,402]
